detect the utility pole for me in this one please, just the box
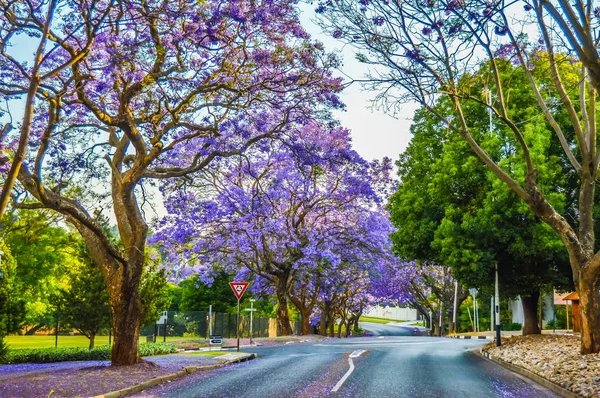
[495,263,501,346]
[249,299,255,345]
[452,281,458,333]
[491,296,494,332]
[469,288,478,332]
[208,305,212,351]
[438,301,443,337]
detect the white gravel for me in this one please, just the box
[482,335,600,397]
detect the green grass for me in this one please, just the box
[178,351,227,357]
[5,335,201,350]
[359,316,389,324]
[409,322,425,327]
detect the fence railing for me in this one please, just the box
[141,311,304,339]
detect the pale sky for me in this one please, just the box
[298,4,416,163]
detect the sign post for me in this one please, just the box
[229,282,249,352]
[247,299,256,345]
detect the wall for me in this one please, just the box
[364,306,418,321]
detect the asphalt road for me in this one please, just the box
[129,323,559,398]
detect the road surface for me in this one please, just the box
[129,323,558,398]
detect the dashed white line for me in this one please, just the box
[331,350,365,392]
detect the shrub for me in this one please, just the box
[502,322,522,331]
[1,342,177,364]
[0,338,8,363]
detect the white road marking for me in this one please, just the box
[349,349,366,358]
[288,353,316,357]
[332,350,365,392]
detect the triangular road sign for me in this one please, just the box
[229,282,249,300]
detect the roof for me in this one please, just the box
[562,291,579,301]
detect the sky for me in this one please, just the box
[297,4,417,164]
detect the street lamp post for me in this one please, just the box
[468,288,478,332]
[495,263,502,346]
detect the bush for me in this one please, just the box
[1,342,177,364]
[502,322,522,331]
[0,338,8,363]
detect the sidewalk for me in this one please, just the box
[0,352,252,398]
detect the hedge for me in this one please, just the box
[1,342,177,364]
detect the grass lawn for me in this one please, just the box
[359,316,408,324]
[409,322,426,327]
[178,351,227,357]
[5,335,201,349]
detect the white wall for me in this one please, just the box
[364,306,418,321]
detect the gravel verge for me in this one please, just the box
[481,335,600,397]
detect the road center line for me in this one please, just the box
[331,350,364,392]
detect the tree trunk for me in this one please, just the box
[353,314,361,332]
[329,317,335,337]
[88,331,96,350]
[337,314,345,338]
[319,304,330,337]
[521,292,541,335]
[300,310,311,335]
[108,272,143,366]
[578,276,600,354]
[275,283,292,336]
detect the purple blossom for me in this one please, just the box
[494,25,509,36]
[373,16,385,26]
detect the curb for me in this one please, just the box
[93,353,257,398]
[477,349,580,398]
[447,335,494,340]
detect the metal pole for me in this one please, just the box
[452,281,458,333]
[438,301,443,337]
[164,313,167,343]
[495,263,501,346]
[208,305,212,351]
[491,296,494,332]
[249,300,254,345]
[475,298,480,333]
[236,299,240,352]
[552,292,556,334]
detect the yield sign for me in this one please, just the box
[229,282,249,300]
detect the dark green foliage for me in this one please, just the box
[0,343,177,364]
[140,260,172,327]
[388,60,574,299]
[503,322,523,331]
[56,244,112,349]
[179,272,239,313]
[0,338,8,363]
[2,211,73,326]
[0,242,26,337]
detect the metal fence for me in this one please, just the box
[141,311,274,339]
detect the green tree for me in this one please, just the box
[1,210,78,332]
[57,244,112,349]
[389,61,572,335]
[179,272,239,313]
[0,241,26,337]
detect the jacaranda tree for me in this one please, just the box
[1,0,343,364]
[153,122,395,335]
[316,0,600,353]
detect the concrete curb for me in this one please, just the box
[93,353,257,398]
[477,349,580,398]
[447,335,494,340]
